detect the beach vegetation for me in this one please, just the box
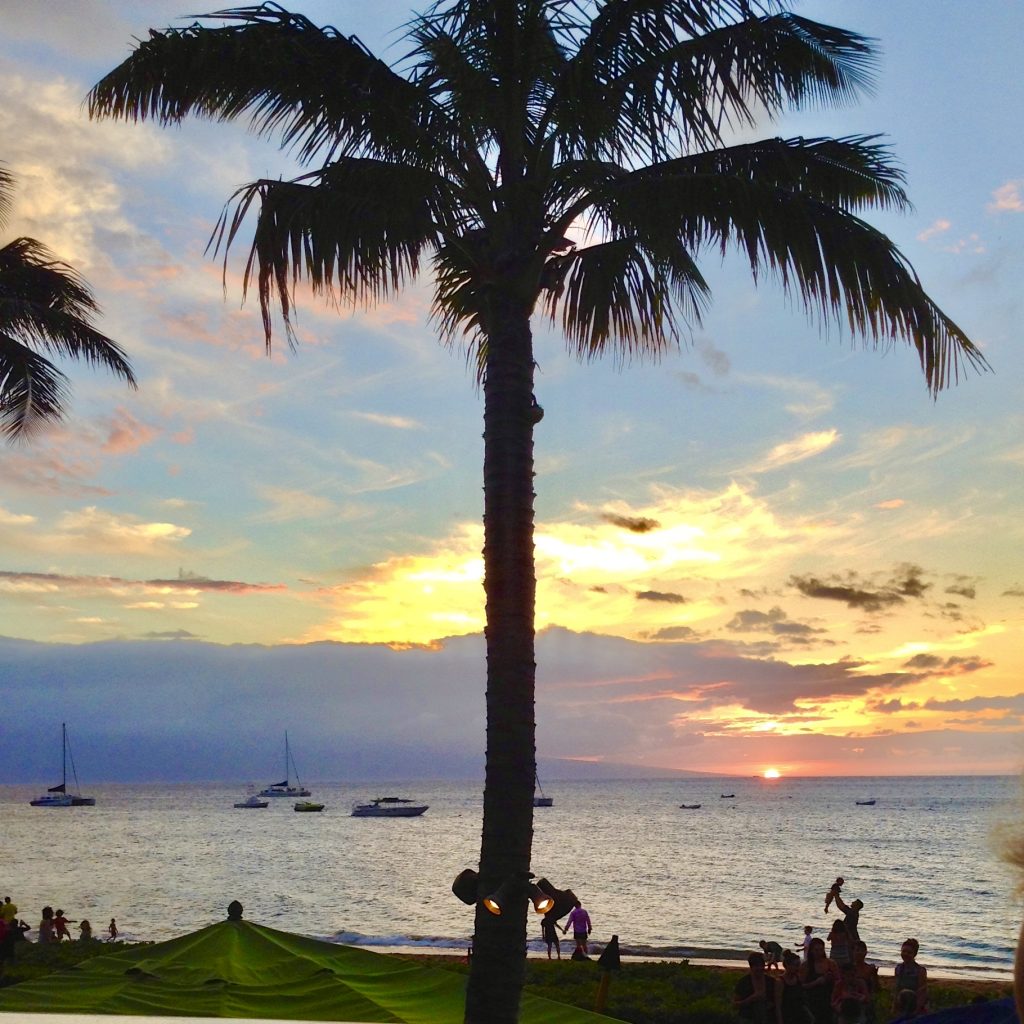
[88,2,984,1021]
[0,163,136,441]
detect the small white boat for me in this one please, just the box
[294,800,324,813]
[533,772,553,808]
[351,797,428,817]
[30,723,95,807]
[258,731,311,798]
[233,794,269,809]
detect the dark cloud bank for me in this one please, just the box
[0,628,1017,782]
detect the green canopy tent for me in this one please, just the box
[0,917,620,1023]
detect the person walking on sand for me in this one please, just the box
[108,918,118,941]
[541,913,561,960]
[563,900,592,958]
[798,926,814,962]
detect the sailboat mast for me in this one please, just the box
[285,731,290,784]
[62,722,67,790]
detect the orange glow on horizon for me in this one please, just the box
[763,769,781,779]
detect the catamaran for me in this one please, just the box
[257,732,311,798]
[30,723,95,807]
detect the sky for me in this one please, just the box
[1,1,1023,782]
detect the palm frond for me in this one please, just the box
[0,163,13,233]
[0,238,136,383]
[590,157,983,392]
[546,6,876,161]
[88,3,445,167]
[540,236,710,361]
[212,160,456,346]
[0,334,71,440]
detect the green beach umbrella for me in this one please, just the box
[0,916,619,1023]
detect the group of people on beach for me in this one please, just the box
[735,876,929,1024]
[0,894,118,959]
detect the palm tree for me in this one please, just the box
[88,3,985,1020]
[0,163,136,440]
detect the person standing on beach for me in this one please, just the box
[734,951,777,1024]
[0,898,17,926]
[37,906,56,944]
[799,926,814,962]
[778,950,809,1024]
[541,914,561,960]
[892,938,928,1019]
[563,901,592,958]
[833,892,863,943]
[800,936,837,1024]
[851,940,879,1024]
[108,918,118,940]
[828,918,852,967]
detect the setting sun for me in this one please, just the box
[763,769,781,779]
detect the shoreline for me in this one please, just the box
[372,945,1014,987]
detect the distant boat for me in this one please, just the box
[533,773,553,808]
[856,799,877,806]
[258,732,311,798]
[351,797,428,817]
[720,793,735,799]
[30,723,94,807]
[680,803,702,810]
[294,800,325,813]
[233,793,269,809]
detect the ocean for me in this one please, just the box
[2,775,1020,982]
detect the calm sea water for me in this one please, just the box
[1,775,1020,981]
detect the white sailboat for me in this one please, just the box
[257,732,311,798]
[30,723,95,807]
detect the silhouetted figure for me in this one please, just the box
[563,900,592,958]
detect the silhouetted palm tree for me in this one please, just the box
[89,3,984,1020]
[0,164,136,440]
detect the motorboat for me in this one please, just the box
[294,801,324,813]
[720,793,735,798]
[233,794,269,809]
[351,797,428,817]
[30,723,95,807]
[856,799,877,806]
[533,772,553,808]
[680,803,702,809]
[258,731,311,798]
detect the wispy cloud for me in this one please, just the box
[988,180,1024,214]
[754,429,839,472]
[350,411,423,430]
[917,219,951,242]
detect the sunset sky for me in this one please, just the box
[1,1,1023,780]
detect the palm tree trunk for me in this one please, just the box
[464,295,537,1024]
